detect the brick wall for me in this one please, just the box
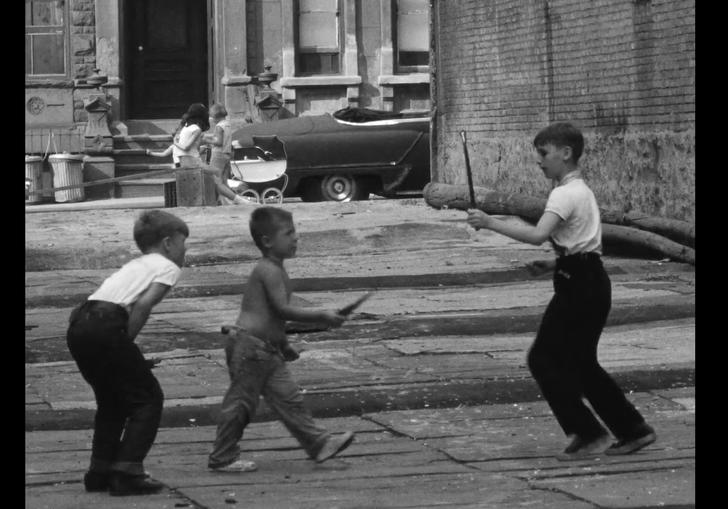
[434,0,695,222]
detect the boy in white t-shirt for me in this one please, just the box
[66,210,189,496]
[466,122,656,461]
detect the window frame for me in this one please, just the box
[295,0,343,76]
[393,0,430,74]
[25,0,71,79]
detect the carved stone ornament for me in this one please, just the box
[27,97,46,115]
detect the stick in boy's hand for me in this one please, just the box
[145,358,162,369]
[460,130,480,231]
[338,292,373,316]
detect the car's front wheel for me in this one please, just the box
[301,175,369,202]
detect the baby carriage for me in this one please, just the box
[228,136,289,204]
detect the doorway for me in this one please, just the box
[125,0,208,119]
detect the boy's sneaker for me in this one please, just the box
[109,473,165,496]
[315,431,355,463]
[556,433,611,461]
[605,426,657,455]
[209,459,258,472]
[83,470,110,492]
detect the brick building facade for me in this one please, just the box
[431,0,695,222]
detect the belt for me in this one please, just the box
[559,252,601,262]
[70,300,127,325]
[83,300,128,314]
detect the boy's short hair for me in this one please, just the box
[533,122,584,163]
[133,210,189,253]
[210,103,228,119]
[249,206,293,252]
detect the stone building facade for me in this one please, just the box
[26,0,432,152]
[431,0,695,222]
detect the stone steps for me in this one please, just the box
[112,129,176,198]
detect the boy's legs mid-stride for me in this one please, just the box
[527,258,656,459]
[208,334,354,471]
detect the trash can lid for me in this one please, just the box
[48,153,85,161]
[25,155,43,162]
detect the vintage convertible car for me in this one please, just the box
[229,107,431,202]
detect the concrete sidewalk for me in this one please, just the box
[26,198,695,506]
[26,199,695,431]
[26,387,695,509]
[26,268,695,430]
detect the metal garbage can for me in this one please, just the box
[49,153,85,202]
[25,155,44,204]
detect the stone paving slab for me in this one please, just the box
[24,252,693,308]
[25,272,694,362]
[25,388,694,509]
[26,318,694,415]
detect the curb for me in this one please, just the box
[25,366,694,431]
[24,295,694,363]
[25,262,693,308]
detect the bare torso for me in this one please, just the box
[235,258,290,347]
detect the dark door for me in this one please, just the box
[126,0,208,119]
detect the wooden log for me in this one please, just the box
[600,211,694,248]
[423,182,544,221]
[423,182,695,265]
[602,224,695,265]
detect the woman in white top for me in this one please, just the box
[145,103,209,168]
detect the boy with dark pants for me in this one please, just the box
[466,122,656,460]
[66,210,189,495]
[208,206,355,472]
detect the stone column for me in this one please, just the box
[94,0,123,126]
[343,0,359,107]
[217,0,252,119]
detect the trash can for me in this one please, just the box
[25,155,44,204]
[49,153,85,203]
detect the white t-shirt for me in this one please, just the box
[544,178,602,255]
[174,124,202,162]
[88,253,181,309]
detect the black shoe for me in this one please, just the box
[556,433,610,461]
[83,470,110,492]
[109,473,165,496]
[605,425,657,455]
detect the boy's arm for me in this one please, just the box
[466,209,562,246]
[261,266,345,327]
[127,282,172,341]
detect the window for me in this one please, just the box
[395,0,429,72]
[297,0,340,75]
[25,0,68,77]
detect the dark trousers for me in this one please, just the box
[66,301,163,476]
[527,254,646,441]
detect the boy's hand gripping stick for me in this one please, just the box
[460,131,480,230]
[338,292,373,316]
